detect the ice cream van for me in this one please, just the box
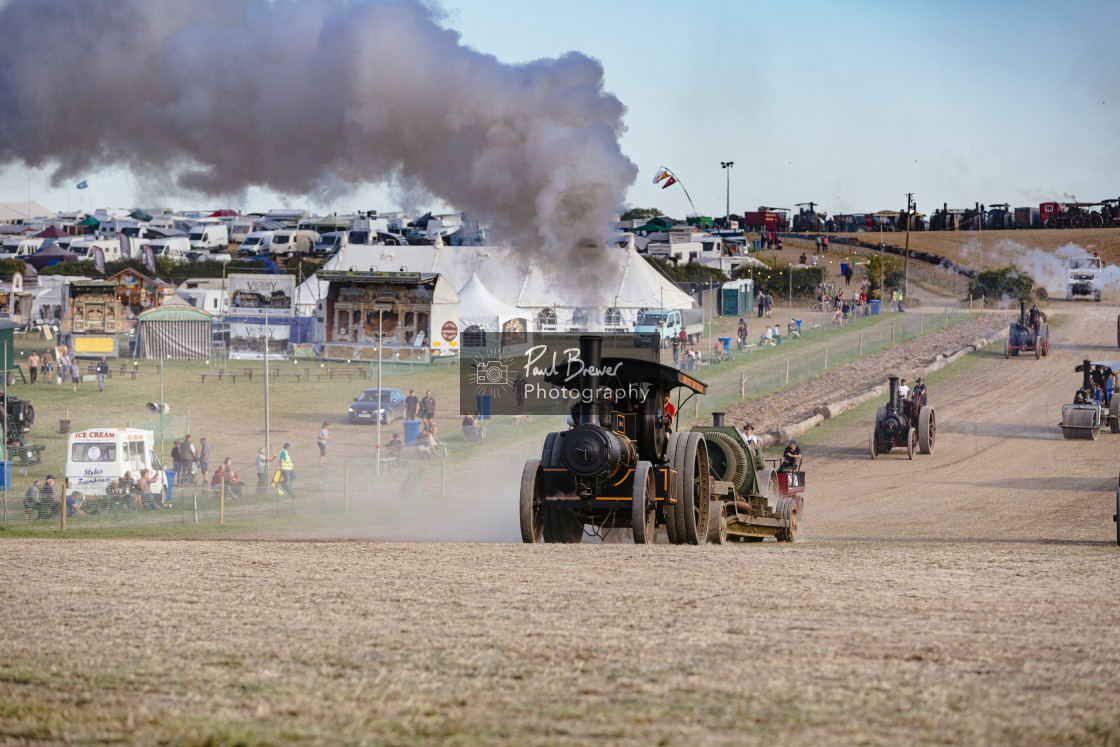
[64,428,169,500]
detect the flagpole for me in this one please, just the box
[658,167,698,217]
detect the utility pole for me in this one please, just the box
[904,192,913,309]
[721,161,734,228]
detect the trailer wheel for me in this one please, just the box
[671,431,709,545]
[775,497,798,542]
[631,461,656,545]
[918,407,936,454]
[1110,398,1120,434]
[543,507,583,543]
[906,428,917,460]
[519,460,545,543]
[707,503,728,545]
[1005,338,1010,359]
[869,429,878,460]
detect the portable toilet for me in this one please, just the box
[720,279,754,316]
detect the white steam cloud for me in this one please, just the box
[0,0,637,279]
[958,238,1120,298]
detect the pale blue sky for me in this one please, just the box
[4,0,1118,220]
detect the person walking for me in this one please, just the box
[405,389,419,422]
[843,262,853,287]
[419,390,436,430]
[70,357,81,392]
[96,356,109,392]
[170,440,182,484]
[317,422,329,466]
[41,349,53,379]
[279,442,296,497]
[256,447,276,495]
[671,334,681,366]
[28,351,39,385]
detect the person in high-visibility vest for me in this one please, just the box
[279,442,296,497]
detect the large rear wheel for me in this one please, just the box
[670,432,709,545]
[630,461,656,545]
[664,433,683,544]
[519,460,544,543]
[918,406,936,454]
[869,429,878,460]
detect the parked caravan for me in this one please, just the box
[64,428,170,508]
[269,229,318,255]
[0,237,46,259]
[70,237,123,262]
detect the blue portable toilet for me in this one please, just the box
[475,394,492,419]
[403,420,422,445]
[869,299,881,315]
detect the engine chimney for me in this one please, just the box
[712,412,725,427]
[1020,299,1027,326]
[887,375,900,413]
[1082,359,1093,392]
[578,335,603,427]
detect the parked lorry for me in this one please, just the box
[1067,255,1103,301]
[742,208,790,233]
[632,308,704,348]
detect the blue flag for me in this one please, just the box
[76,180,88,190]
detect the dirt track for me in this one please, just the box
[2,303,1119,744]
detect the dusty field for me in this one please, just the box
[2,539,1118,745]
[2,304,1119,744]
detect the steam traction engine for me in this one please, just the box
[695,412,803,543]
[519,335,712,544]
[1005,299,1049,359]
[1059,359,1120,440]
[869,375,935,459]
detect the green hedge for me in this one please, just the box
[967,265,1034,301]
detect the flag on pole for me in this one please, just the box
[118,232,131,259]
[652,168,670,185]
[144,245,156,274]
[76,180,88,190]
[661,176,677,190]
[92,246,105,274]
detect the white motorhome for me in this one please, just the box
[188,224,229,251]
[0,236,45,259]
[238,230,274,255]
[64,428,170,505]
[178,278,230,315]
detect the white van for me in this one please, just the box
[312,230,348,256]
[188,224,230,251]
[0,237,45,259]
[238,230,274,256]
[64,428,170,508]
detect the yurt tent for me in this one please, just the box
[134,304,212,359]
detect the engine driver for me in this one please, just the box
[780,439,801,474]
[912,377,927,409]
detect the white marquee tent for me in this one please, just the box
[294,243,696,331]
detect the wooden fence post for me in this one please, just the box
[824,347,828,370]
[859,331,863,356]
[740,372,746,400]
[786,359,790,384]
[892,323,896,344]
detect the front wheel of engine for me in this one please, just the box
[519,459,544,543]
[631,461,656,545]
